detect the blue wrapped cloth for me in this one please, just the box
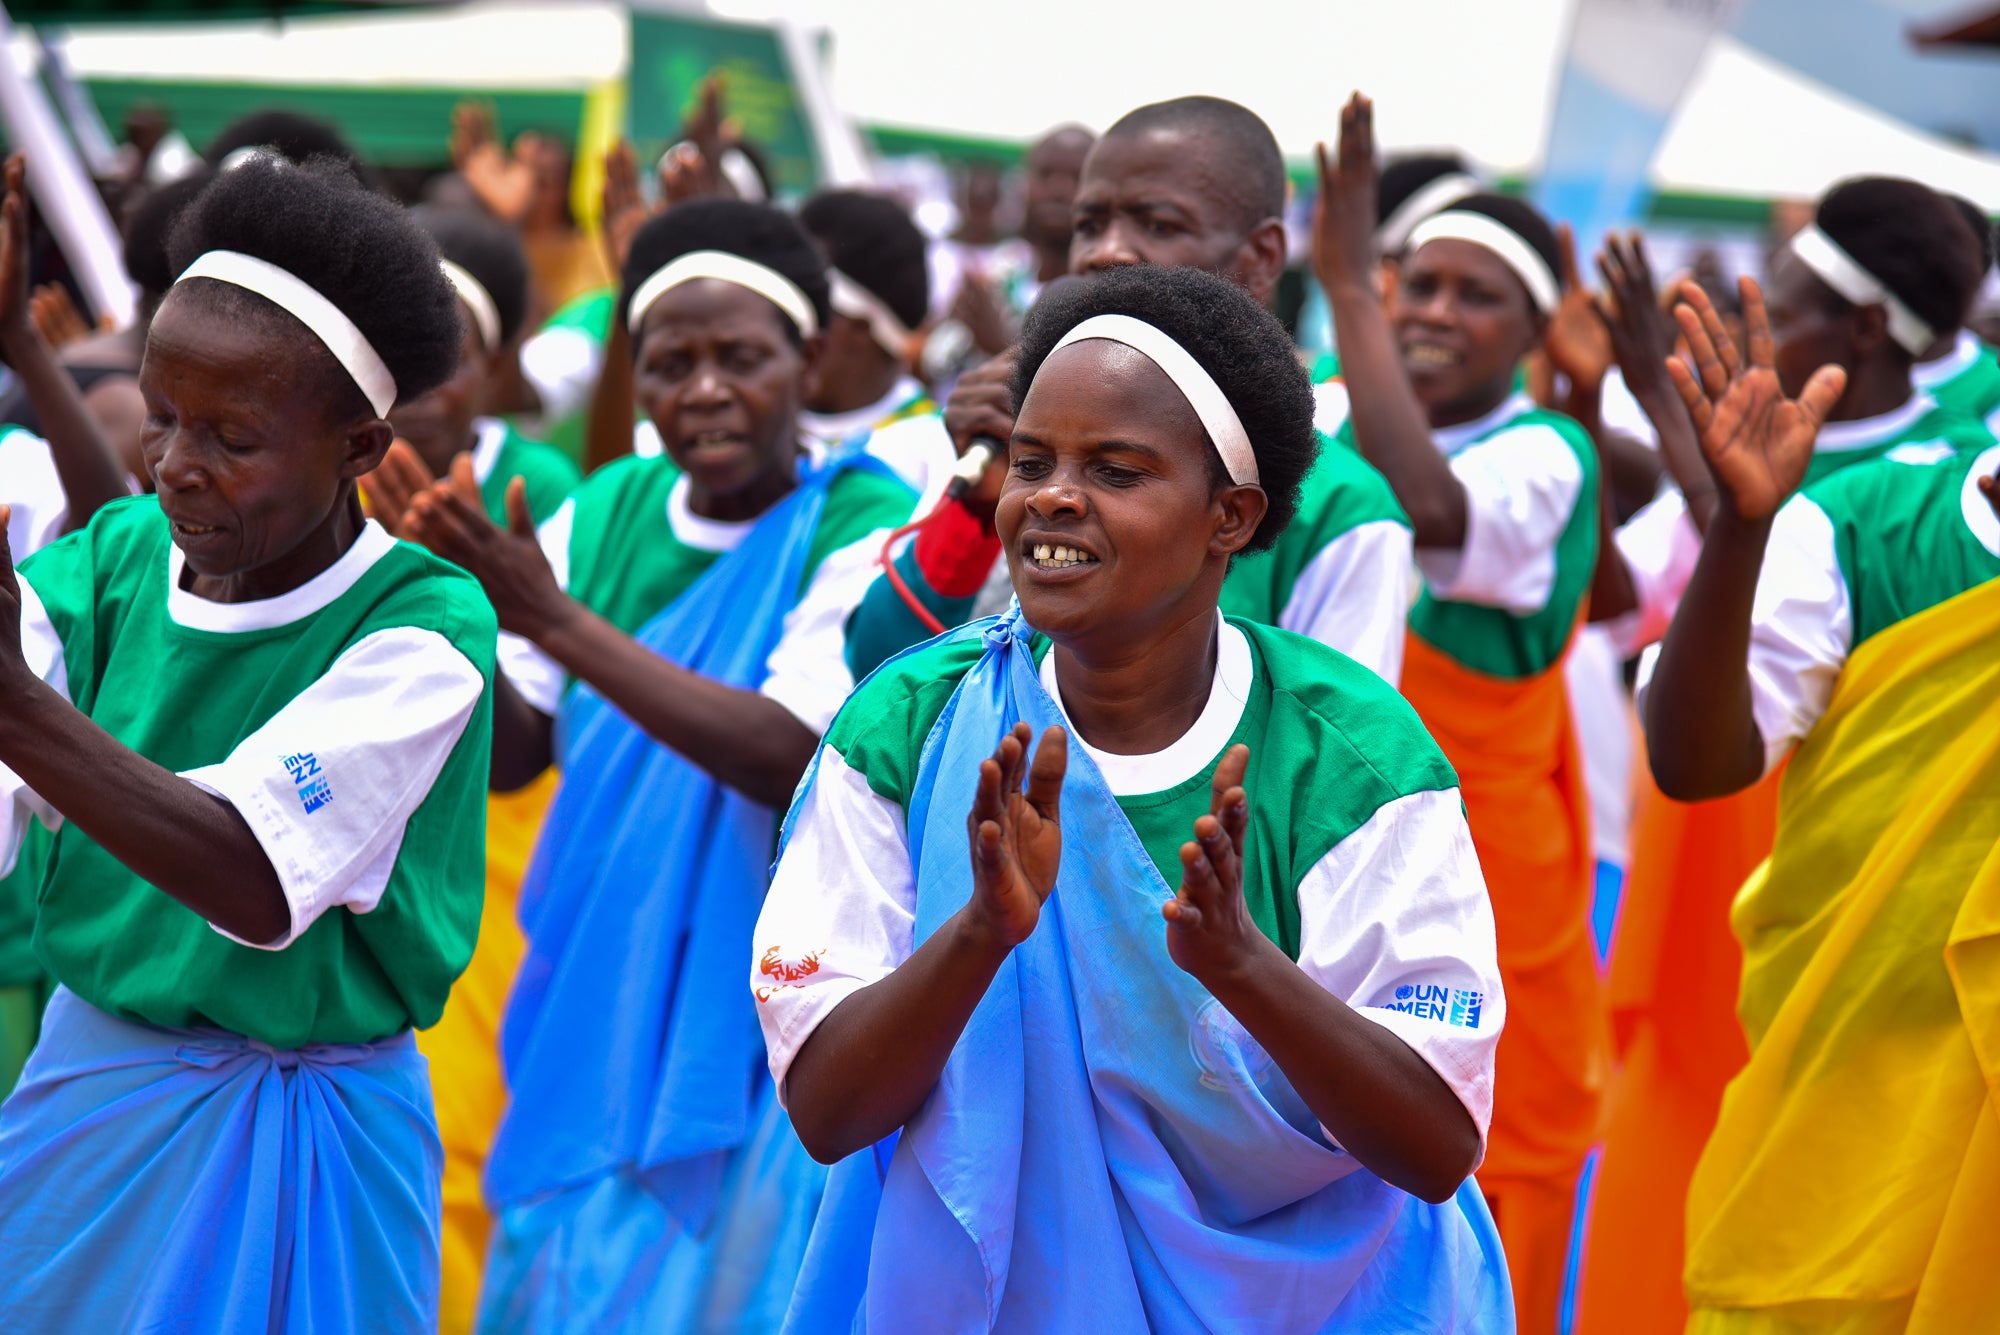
[481,451,887,1334]
[784,611,1512,1333]
[0,985,441,1334]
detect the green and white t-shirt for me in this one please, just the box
[498,449,917,731]
[514,287,614,466]
[0,499,497,1048]
[469,415,581,527]
[1913,331,2000,432]
[1,427,70,560]
[1220,382,1413,684]
[751,614,1505,1149]
[1639,443,2000,776]
[1404,392,1600,679]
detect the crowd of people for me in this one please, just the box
[0,66,1996,1335]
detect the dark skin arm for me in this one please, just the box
[1597,231,1718,533]
[1313,95,1469,549]
[403,461,816,809]
[0,155,130,533]
[0,506,291,944]
[1643,278,1846,801]
[788,732,1481,1203]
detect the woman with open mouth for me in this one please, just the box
[0,153,491,1332]
[397,197,916,1333]
[754,262,1511,1331]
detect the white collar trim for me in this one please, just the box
[1041,614,1254,796]
[469,416,508,487]
[799,375,924,447]
[1959,444,2000,558]
[167,519,396,632]
[1432,392,1535,456]
[1816,393,1935,453]
[665,474,755,553]
[1913,330,1983,390]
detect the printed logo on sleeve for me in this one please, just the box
[754,944,823,1003]
[1386,983,1484,1029]
[282,752,334,815]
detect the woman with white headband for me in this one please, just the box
[796,189,935,447]
[0,155,490,1332]
[1913,196,2000,429]
[756,263,1510,1331]
[361,203,581,1335]
[399,197,917,1333]
[1641,262,2000,1334]
[1314,92,1602,1330]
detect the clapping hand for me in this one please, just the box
[1164,744,1261,983]
[964,722,1068,950]
[402,456,569,641]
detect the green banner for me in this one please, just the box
[626,11,816,195]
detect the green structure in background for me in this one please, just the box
[626,11,818,194]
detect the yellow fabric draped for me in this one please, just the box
[418,769,559,1335]
[1685,576,2000,1334]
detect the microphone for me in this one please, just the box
[943,435,1003,501]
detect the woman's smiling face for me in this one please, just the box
[999,339,1264,649]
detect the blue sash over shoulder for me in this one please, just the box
[482,448,886,1334]
[785,610,1511,1334]
[0,987,440,1334]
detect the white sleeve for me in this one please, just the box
[1279,519,1414,686]
[0,574,71,875]
[1,431,71,560]
[759,526,900,734]
[1605,489,1702,657]
[753,745,917,1098]
[1598,367,1660,449]
[181,627,485,949]
[495,499,575,717]
[864,413,958,514]
[1633,494,1850,776]
[1413,424,1585,615]
[1312,380,1352,440]
[1296,787,1504,1158]
[518,324,603,429]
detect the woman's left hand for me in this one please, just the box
[1311,94,1380,294]
[403,456,571,641]
[1164,744,1263,984]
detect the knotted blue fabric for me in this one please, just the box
[0,986,441,1334]
[784,610,1512,1333]
[481,450,887,1334]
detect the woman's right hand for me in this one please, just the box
[964,722,1068,949]
[1668,277,1845,523]
[403,456,572,641]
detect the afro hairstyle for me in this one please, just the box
[1100,96,1286,234]
[205,108,363,171]
[412,204,533,347]
[798,189,930,332]
[619,197,832,346]
[165,155,461,413]
[1816,177,1984,342]
[122,168,215,301]
[1011,265,1318,554]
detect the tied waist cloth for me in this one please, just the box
[0,985,441,1335]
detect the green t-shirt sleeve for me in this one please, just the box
[803,466,918,587]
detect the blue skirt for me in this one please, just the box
[0,987,443,1334]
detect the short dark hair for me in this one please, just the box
[618,198,832,344]
[1101,96,1286,233]
[205,108,362,171]
[166,155,461,411]
[122,169,214,300]
[1377,153,1475,227]
[1943,193,1996,278]
[412,204,532,346]
[1817,177,1983,341]
[798,189,930,332]
[1012,265,1318,553]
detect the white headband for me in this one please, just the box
[1407,210,1561,314]
[828,268,913,362]
[1047,313,1258,486]
[658,143,769,204]
[1790,223,1936,356]
[176,250,397,416]
[626,249,819,338]
[440,260,501,353]
[1376,172,1482,255]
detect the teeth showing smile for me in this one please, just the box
[1405,343,1461,368]
[1030,543,1098,570]
[174,522,220,535]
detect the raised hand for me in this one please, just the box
[1667,277,1845,522]
[1164,744,1260,982]
[964,722,1068,949]
[29,284,91,350]
[1593,231,1675,386]
[0,155,31,337]
[600,140,653,277]
[660,76,733,208]
[359,439,438,538]
[403,456,569,640]
[1311,93,1380,294]
[453,102,535,224]
[1542,224,1612,393]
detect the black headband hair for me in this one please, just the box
[1406,192,1564,315]
[411,204,532,349]
[1010,265,1320,554]
[165,154,462,414]
[618,197,833,344]
[798,189,930,357]
[1942,194,1996,277]
[1375,153,1485,255]
[1802,177,1984,353]
[204,108,363,173]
